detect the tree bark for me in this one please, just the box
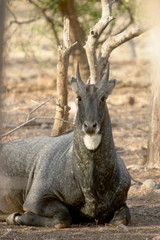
[51,19,76,136]
[98,21,151,79]
[58,0,89,80]
[84,0,114,84]
[147,90,160,169]
[84,0,151,83]
[0,0,5,121]
[146,27,160,169]
[51,46,70,136]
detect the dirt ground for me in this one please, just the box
[0,2,160,240]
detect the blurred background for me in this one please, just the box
[0,1,160,239]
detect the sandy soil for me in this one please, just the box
[0,2,160,240]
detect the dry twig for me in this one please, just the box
[0,97,74,139]
[6,4,40,30]
[26,97,54,121]
[0,117,74,138]
[28,0,61,46]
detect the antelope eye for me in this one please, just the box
[101,96,106,102]
[77,96,82,101]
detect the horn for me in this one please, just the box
[76,63,85,88]
[101,61,110,83]
[87,77,91,85]
[96,62,110,89]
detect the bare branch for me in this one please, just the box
[63,18,70,48]
[98,21,152,78]
[60,17,78,54]
[0,0,5,128]
[0,118,39,138]
[41,9,61,46]
[26,96,54,121]
[0,117,74,138]
[6,4,17,21]
[0,96,74,138]
[6,4,40,30]
[102,0,112,17]
[28,0,61,46]
[51,18,77,136]
[6,17,40,29]
[113,18,132,36]
[98,4,133,47]
[84,0,114,84]
[28,0,51,11]
[28,0,43,9]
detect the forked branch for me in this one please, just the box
[51,18,77,136]
[84,0,152,83]
[84,0,114,84]
[28,0,61,46]
[0,96,74,138]
[98,21,151,78]
[6,4,40,29]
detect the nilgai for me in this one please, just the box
[0,65,131,228]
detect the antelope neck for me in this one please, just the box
[73,107,117,176]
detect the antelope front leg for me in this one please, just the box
[110,203,131,226]
[6,200,72,228]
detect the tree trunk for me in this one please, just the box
[51,19,76,136]
[146,27,160,169]
[58,0,89,80]
[51,46,70,136]
[147,83,160,169]
[0,0,5,118]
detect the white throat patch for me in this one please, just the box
[83,134,102,151]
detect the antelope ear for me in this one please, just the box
[71,75,78,93]
[106,79,117,95]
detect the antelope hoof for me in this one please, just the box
[110,204,131,226]
[6,212,22,225]
[54,221,71,229]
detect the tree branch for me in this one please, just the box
[6,4,40,29]
[51,18,77,136]
[0,96,74,138]
[41,9,61,46]
[113,18,132,36]
[26,97,54,121]
[28,0,61,46]
[63,18,70,49]
[7,17,40,28]
[6,4,17,21]
[28,0,47,11]
[98,21,152,78]
[102,0,112,17]
[0,117,74,138]
[84,0,114,84]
